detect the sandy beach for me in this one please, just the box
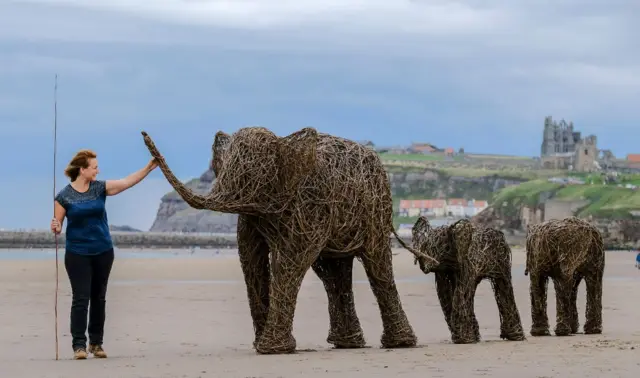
[0,248,638,377]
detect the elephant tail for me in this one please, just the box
[391,229,439,266]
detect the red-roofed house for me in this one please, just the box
[627,154,640,163]
[410,143,439,154]
[398,199,446,217]
[446,198,466,217]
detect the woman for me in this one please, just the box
[50,149,158,360]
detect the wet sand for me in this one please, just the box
[0,248,638,377]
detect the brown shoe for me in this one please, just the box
[88,344,107,358]
[73,348,87,360]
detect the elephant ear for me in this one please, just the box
[211,131,231,177]
[412,216,431,237]
[449,219,474,261]
[278,127,318,192]
[411,216,431,249]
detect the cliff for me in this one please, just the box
[149,165,528,233]
[149,168,238,233]
[149,162,640,249]
[385,166,526,199]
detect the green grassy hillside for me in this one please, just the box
[491,178,640,219]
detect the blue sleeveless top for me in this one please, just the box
[55,180,113,255]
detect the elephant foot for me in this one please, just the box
[583,322,602,335]
[251,329,265,350]
[255,333,296,355]
[570,322,579,334]
[451,334,479,344]
[451,325,480,344]
[554,323,573,336]
[380,328,417,348]
[530,326,551,337]
[327,330,366,349]
[500,329,526,341]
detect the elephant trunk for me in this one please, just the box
[141,131,208,210]
[392,230,439,269]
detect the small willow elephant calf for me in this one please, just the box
[411,217,525,344]
[525,216,605,337]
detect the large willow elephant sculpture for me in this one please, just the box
[141,127,436,354]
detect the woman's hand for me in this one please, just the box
[50,218,61,234]
[147,157,159,171]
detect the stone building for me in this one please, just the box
[573,135,598,172]
[539,116,599,172]
[540,116,581,156]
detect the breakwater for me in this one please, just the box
[0,230,526,250]
[0,231,238,249]
[0,231,416,249]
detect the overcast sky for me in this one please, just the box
[0,0,638,230]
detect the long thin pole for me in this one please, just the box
[53,74,59,361]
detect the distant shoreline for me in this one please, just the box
[0,230,414,250]
[0,230,239,250]
[0,247,238,252]
[2,230,636,252]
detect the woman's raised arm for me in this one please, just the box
[105,158,158,196]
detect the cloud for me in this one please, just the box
[0,0,638,229]
[0,53,105,76]
[18,0,507,33]
[1,0,637,142]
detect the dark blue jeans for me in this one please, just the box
[64,248,114,350]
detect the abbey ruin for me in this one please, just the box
[538,116,638,173]
[539,116,599,172]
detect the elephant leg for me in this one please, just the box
[569,275,582,334]
[470,279,481,342]
[254,246,318,355]
[435,272,456,337]
[529,273,550,336]
[492,276,525,341]
[359,243,417,348]
[237,219,271,348]
[311,255,365,348]
[583,269,603,334]
[551,275,573,336]
[450,272,479,344]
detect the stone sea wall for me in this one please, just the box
[0,230,530,250]
[0,231,238,249]
[1,231,417,250]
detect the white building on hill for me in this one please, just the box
[464,199,488,217]
[398,198,488,218]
